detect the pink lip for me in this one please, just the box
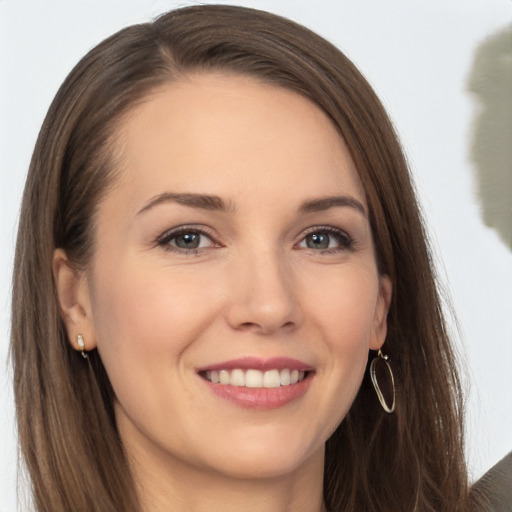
[196,356,313,372]
[203,377,313,409]
[196,357,315,410]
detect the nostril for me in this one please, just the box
[235,320,296,335]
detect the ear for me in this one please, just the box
[369,274,392,350]
[53,248,97,353]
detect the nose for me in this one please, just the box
[224,247,301,335]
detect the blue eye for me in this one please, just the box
[173,232,202,249]
[305,232,331,249]
[157,228,216,252]
[298,228,352,252]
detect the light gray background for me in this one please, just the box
[1,1,511,510]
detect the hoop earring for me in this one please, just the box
[370,349,395,413]
[76,333,88,359]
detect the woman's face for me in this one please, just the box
[69,73,391,480]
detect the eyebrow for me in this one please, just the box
[137,192,237,215]
[137,192,367,218]
[299,196,367,217]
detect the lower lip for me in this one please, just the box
[201,375,313,409]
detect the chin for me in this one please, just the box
[195,428,325,480]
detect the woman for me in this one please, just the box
[11,5,471,511]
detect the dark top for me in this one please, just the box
[471,452,512,511]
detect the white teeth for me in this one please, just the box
[203,368,308,388]
[263,369,281,388]
[230,369,245,386]
[280,368,291,386]
[245,369,263,388]
[219,370,230,385]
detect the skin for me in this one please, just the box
[54,73,392,512]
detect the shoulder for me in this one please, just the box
[471,452,512,511]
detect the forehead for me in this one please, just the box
[109,72,366,210]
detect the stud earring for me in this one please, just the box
[370,349,395,413]
[76,333,88,359]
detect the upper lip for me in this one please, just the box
[196,356,314,373]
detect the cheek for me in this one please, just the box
[92,255,214,334]
[86,257,229,446]
[87,257,221,391]
[302,267,379,422]
[304,265,379,349]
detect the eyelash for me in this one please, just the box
[156,226,220,255]
[156,225,354,255]
[296,226,354,254]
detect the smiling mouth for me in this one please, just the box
[197,357,314,408]
[199,368,310,388]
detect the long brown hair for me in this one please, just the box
[11,5,470,511]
